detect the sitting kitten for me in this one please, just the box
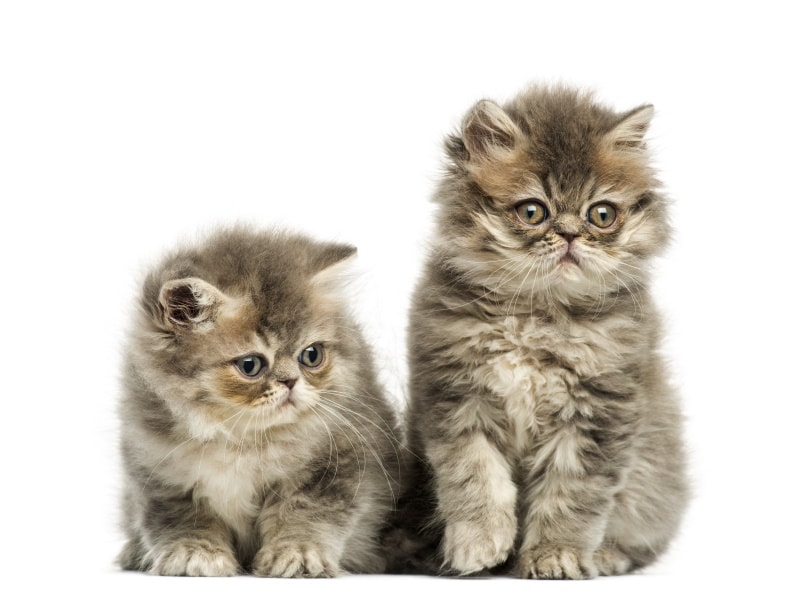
[402,86,688,578]
[118,227,401,577]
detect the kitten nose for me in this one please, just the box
[280,378,297,390]
[561,233,579,243]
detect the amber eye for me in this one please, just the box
[298,344,325,369]
[587,202,618,228]
[514,199,548,226]
[234,355,265,378]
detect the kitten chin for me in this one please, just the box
[396,85,688,578]
[118,227,402,577]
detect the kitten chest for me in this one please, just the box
[193,445,263,540]
[166,438,288,543]
[475,315,631,455]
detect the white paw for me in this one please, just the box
[149,538,239,576]
[253,542,339,578]
[519,544,596,580]
[443,517,516,574]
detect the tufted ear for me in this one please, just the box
[605,104,654,149]
[158,277,227,331]
[461,99,523,162]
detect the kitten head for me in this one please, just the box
[437,85,669,307]
[131,227,363,442]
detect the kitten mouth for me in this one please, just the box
[258,392,293,409]
[551,242,580,266]
[556,248,580,266]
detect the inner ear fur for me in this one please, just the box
[606,104,654,150]
[158,277,226,330]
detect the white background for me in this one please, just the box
[2,1,807,603]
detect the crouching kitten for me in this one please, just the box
[118,227,402,577]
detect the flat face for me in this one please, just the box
[441,88,668,307]
[138,229,361,440]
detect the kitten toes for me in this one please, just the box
[593,545,633,576]
[443,518,516,574]
[253,542,340,578]
[518,545,597,580]
[149,538,239,576]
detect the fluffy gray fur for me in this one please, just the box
[398,85,688,578]
[118,227,402,576]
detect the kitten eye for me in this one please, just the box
[298,344,325,369]
[514,199,548,226]
[234,355,265,378]
[587,202,618,228]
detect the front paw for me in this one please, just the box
[443,515,517,575]
[253,542,339,578]
[518,544,597,580]
[149,538,239,576]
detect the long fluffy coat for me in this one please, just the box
[118,227,402,576]
[399,86,688,578]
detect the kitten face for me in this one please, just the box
[134,229,359,442]
[439,87,669,306]
[182,295,339,434]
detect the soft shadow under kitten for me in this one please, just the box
[118,227,402,577]
[396,85,689,578]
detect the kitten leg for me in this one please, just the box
[427,430,517,575]
[518,475,611,579]
[253,473,382,577]
[518,405,638,579]
[139,494,239,576]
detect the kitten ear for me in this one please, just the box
[606,104,654,149]
[310,244,358,296]
[312,243,357,274]
[158,277,226,331]
[461,99,522,161]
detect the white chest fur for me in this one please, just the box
[190,443,264,540]
[145,434,293,542]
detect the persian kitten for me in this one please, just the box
[118,227,401,577]
[400,85,688,578]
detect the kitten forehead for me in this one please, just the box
[143,226,353,315]
[455,85,656,199]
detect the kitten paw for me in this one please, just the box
[443,517,516,574]
[518,545,596,580]
[593,546,633,576]
[253,542,339,578]
[149,538,239,576]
